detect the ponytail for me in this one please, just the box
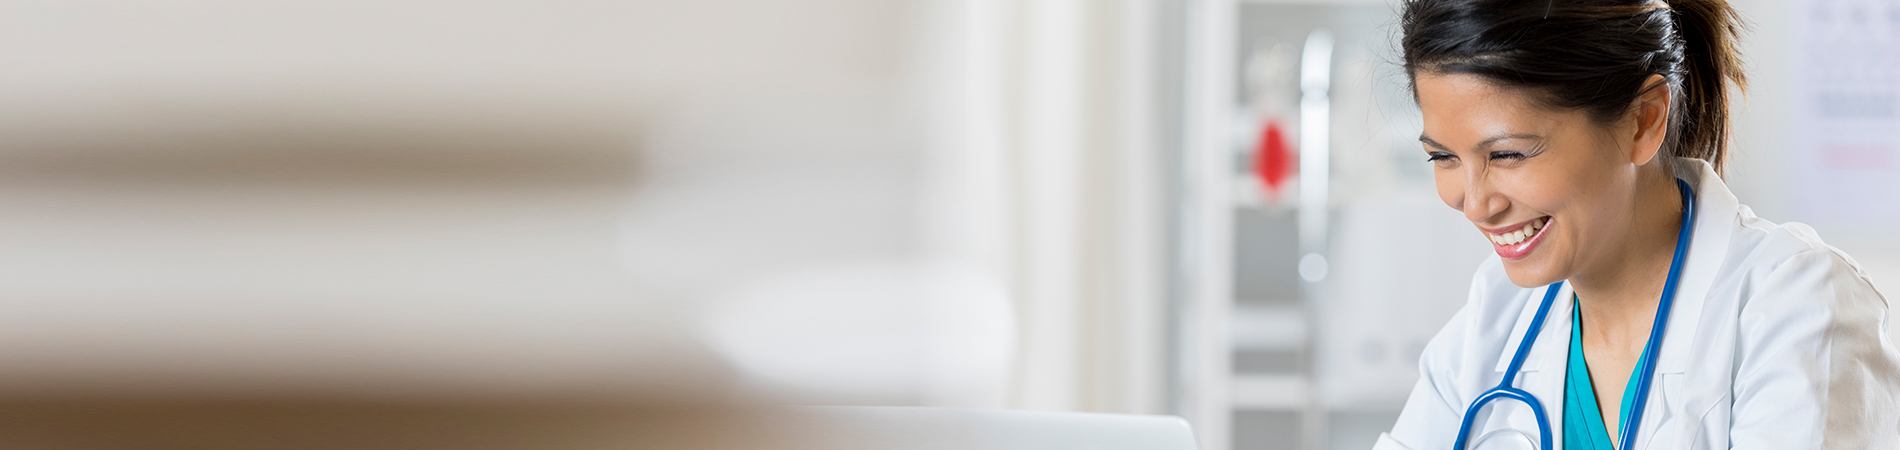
[1666,0,1747,176]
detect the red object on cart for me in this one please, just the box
[1255,119,1295,195]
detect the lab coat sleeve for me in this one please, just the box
[1380,302,1474,450]
[1730,248,1900,450]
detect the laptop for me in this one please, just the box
[790,406,1201,450]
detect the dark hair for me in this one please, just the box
[1400,0,1746,175]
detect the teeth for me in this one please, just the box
[1486,217,1548,246]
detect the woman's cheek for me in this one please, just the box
[1498,168,1554,212]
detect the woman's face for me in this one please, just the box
[1414,73,1647,287]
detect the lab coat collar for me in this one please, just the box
[1491,279,1572,373]
[1657,159,1735,374]
[1626,160,1736,449]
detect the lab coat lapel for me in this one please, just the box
[1493,283,1571,373]
[1636,160,1738,449]
[1526,288,1571,448]
[1656,160,1734,373]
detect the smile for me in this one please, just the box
[1484,217,1549,259]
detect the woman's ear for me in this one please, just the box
[1627,74,1671,165]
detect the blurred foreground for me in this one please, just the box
[0,0,1042,446]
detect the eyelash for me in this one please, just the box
[1424,151,1529,162]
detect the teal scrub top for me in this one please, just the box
[1563,297,1652,450]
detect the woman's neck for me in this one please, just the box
[1568,168,1684,344]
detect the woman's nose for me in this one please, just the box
[1460,172,1508,224]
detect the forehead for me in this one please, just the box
[1415,73,1567,145]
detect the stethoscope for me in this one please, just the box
[1451,178,1698,450]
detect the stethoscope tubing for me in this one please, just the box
[1615,178,1698,448]
[1451,282,1562,450]
[1450,178,1698,450]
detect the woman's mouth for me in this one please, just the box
[1485,217,1550,260]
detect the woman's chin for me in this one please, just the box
[1500,258,1565,288]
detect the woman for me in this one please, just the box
[1375,0,1900,449]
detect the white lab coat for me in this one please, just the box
[1374,159,1900,450]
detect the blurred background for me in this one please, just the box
[0,0,1891,449]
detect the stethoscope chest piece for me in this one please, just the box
[1470,428,1538,450]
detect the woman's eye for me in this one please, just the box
[1425,152,1454,162]
[1489,151,1526,161]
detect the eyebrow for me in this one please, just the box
[1418,133,1544,152]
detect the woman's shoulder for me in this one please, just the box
[1719,204,1885,306]
[1713,203,1891,372]
[1710,204,1900,445]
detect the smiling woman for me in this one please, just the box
[1415,71,1687,291]
[1372,1,1900,450]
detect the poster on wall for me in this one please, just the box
[1790,0,1900,229]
